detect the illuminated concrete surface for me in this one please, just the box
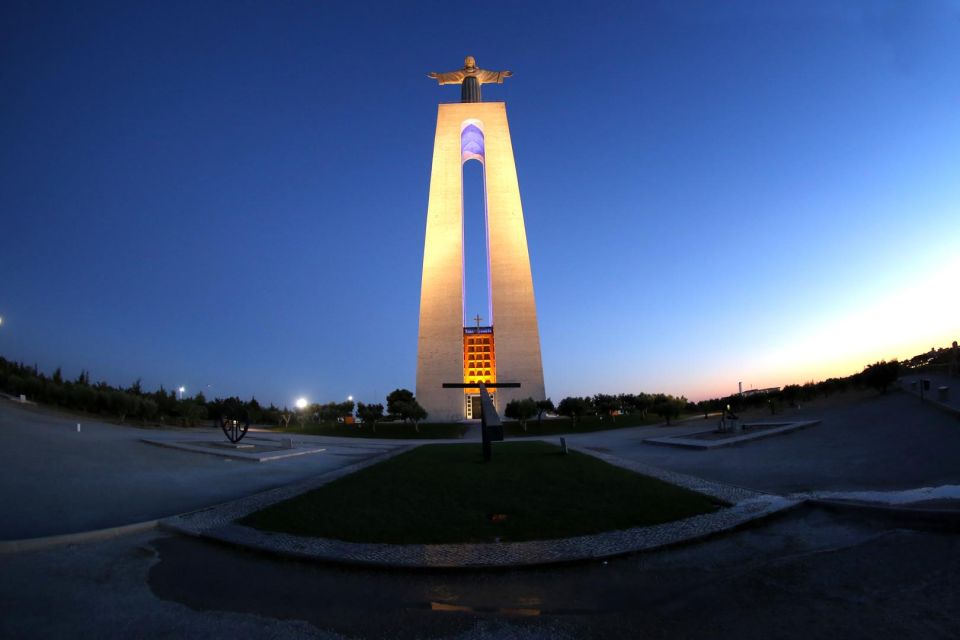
[416,102,545,421]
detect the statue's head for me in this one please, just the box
[464,56,476,69]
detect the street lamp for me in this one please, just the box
[294,397,309,430]
[178,386,186,400]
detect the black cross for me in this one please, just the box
[442,381,520,462]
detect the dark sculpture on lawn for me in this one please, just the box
[219,416,250,444]
[442,381,520,462]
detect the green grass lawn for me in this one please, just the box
[240,441,726,544]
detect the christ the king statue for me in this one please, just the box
[427,56,513,103]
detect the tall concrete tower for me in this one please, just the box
[415,57,545,422]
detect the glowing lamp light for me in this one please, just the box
[295,397,308,410]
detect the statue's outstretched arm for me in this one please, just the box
[476,69,513,84]
[427,70,466,85]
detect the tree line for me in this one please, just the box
[0,350,926,430]
[693,359,902,418]
[0,356,431,429]
[504,392,689,430]
[505,358,908,428]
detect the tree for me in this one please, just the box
[651,394,686,425]
[860,360,900,394]
[208,396,246,422]
[384,389,428,429]
[398,398,427,431]
[179,400,208,427]
[111,390,135,423]
[535,398,555,425]
[356,402,384,432]
[593,394,619,422]
[338,400,356,420]
[137,397,159,422]
[245,397,263,424]
[621,392,652,417]
[504,397,537,431]
[319,402,341,424]
[386,389,415,418]
[557,396,589,427]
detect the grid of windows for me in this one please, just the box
[463,329,495,389]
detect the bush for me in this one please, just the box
[137,397,159,421]
[504,397,537,430]
[557,397,590,426]
[859,360,900,394]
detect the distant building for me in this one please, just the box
[741,387,780,398]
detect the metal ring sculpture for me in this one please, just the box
[219,417,250,444]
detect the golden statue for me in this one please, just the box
[427,56,513,103]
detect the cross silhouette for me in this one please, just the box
[474,314,483,328]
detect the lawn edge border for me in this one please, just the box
[160,442,800,569]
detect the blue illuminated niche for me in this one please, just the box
[461,124,485,162]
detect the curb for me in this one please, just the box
[810,498,960,528]
[0,519,159,554]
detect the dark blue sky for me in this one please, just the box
[2,1,958,407]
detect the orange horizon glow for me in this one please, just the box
[681,256,960,402]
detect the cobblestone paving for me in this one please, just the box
[162,443,800,568]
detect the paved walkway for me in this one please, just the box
[559,390,960,494]
[0,400,405,539]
